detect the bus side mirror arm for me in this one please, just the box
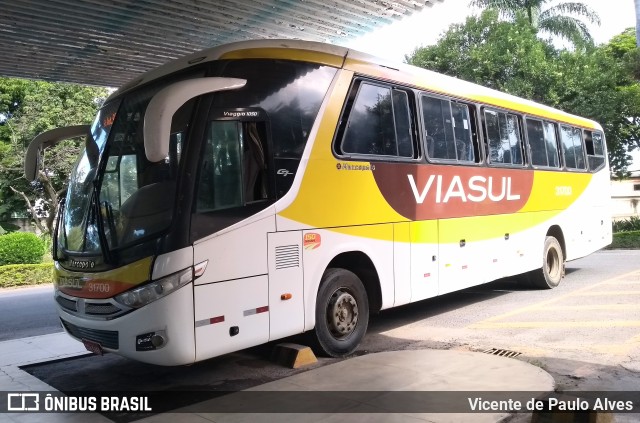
[24,125,91,182]
[143,77,247,163]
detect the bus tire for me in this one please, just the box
[313,268,369,357]
[529,236,564,289]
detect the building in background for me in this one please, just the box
[611,153,640,221]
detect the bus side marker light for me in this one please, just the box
[244,306,269,316]
[195,315,225,327]
[423,273,431,278]
[281,293,292,300]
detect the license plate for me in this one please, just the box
[82,339,103,355]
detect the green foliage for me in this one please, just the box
[0,263,53,288]
[0,77,108,233]
[612,217,640,233]
[406,15,640,174]
[607,230,640,249]
[0,222,20,234]
[407,10,558,102]
[469,0,600,46]
[0,232,45,265]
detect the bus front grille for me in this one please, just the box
[85,303,122,315]
[61,319,119,350]
[55,292,130,320]
[56,295,77,312]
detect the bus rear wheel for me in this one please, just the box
[314,268,369,357]
[529,236,564,289]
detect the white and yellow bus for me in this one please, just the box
[25,40,611,365]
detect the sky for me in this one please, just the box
[340,0,636,63]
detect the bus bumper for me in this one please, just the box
[57,282,195,366]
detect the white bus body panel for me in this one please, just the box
[408,221,439,303]
[194,275,269,361]
[152,246,193,280]
[193,212,275,284]
[393,222,412,307]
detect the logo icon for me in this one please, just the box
[7,393,40,411]
[276,169,293,177]
[303,233,322,250]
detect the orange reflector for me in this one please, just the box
[281,293,292,300]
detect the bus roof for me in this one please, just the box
[108,39,601,130]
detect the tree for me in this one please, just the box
[406,13,640,175]
[406,10,560,102]
[0,78,108,234]
[469,0,600,46]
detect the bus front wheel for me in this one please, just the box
[313,268,369,357]
[529,236,564,289]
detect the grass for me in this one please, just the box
[608,230,640,250]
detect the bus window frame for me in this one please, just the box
[583,129,607,173]
[481,106,527,169]
[333,77,422,163]
[559,124,589,172]
[523,116,562,171]
[418,91,482,166]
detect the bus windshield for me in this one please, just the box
[60,100,120,256]
[58,71,202,261]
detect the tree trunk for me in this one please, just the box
[8,186,48,234]
[38,170,59,234]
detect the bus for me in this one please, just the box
[25,40,612,366]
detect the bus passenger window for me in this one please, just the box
[421,96,475,163]
[392,90,414,158]
[560,125,586,170]
[485,109,523,166]
[526,118,555,167]
[526,119,545,166]
[543,121,560,168]
[340,83,413,158]
[584,130,606,171]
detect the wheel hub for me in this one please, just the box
[327,290,359,339]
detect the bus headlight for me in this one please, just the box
[115,268,192,308]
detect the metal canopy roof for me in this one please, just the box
[1,0,444,88]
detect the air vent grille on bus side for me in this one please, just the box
[275,245,300,269]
